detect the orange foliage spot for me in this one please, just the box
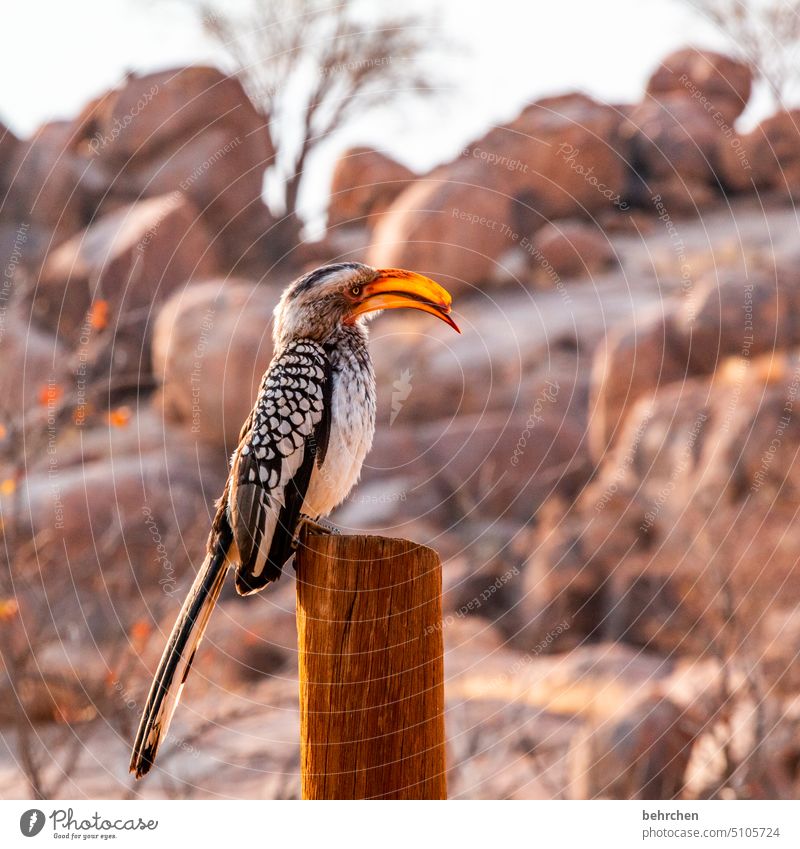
[130,620,152,643]
[0,424,7,440]
[107,406,132,428]
[38,383,63,407]
[0,478,16,496]
[88,300,110,330]
[73,403,92,426]
[0,598,19,620]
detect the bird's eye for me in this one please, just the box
[350,285,361,296]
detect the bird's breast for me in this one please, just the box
[303,348,376,518]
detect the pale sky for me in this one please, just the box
[1,0,777,223]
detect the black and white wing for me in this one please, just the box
[229,339,332,596]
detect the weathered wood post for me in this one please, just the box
[295,534,446,799]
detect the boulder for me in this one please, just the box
[345,405,588,531]
[510,498,605,650]
[588,309,690,461]
[621,95,724,211]
[529,221,616,281]
[2,120,107,246]
[200,584,298,688]
[0,316,62,419]
[730,355,800,499]
[0,120,20,197]
[565,344,800,654]
[646,47,752,125]
[720,110,800,197]
[567,696,696,799]
[72,67,275,267]
[588,266,800,461]
[488,92,630,220]
[35,193,221,387]
[595,378,712,507]
[366,171,514,294]
[327,147,415,229]
[3,412,223,645]
[368,93,629,288]
[673,269,800,374]
[152,279,280,451]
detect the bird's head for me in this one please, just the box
[273,262,460,346]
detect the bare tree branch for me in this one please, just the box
[682,0,800,106]
[192,0,448,247]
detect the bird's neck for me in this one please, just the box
[324,322,369,353]
[276,322,369,358]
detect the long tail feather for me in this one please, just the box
[129,524,233,778]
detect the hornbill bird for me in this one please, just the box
[129,262,459,778]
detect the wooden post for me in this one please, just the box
[295,534,447,799]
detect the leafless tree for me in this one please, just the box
[682,0,800,105]
[196,0,445,247]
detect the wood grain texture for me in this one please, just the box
[296,534,446,799]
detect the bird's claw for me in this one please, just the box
[292,514,340,550]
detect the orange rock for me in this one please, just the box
[720,110,800,198]
[646,47,752,125]
[35,193,222,389]
[621,94,724,211]
[529,221,616,281]
[152,279,280,451]
[73,66,276,267]
[328,147,415,229]
[369,93,629,288]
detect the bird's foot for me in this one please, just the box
[292,514,340,550]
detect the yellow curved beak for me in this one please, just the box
[351,268,460,333]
